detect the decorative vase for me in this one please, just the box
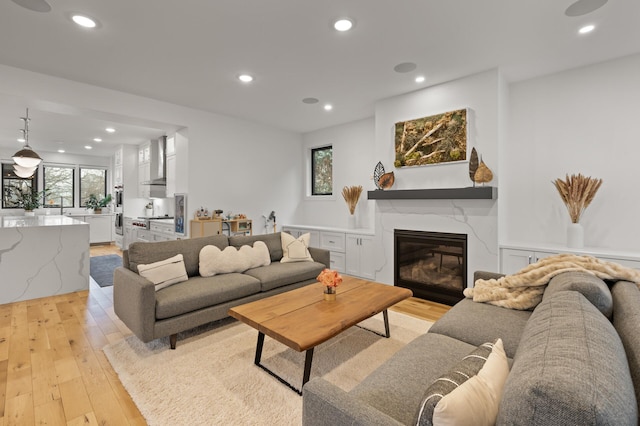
[324,287,336,302]
[567,222,584,248]
[24,211,35,217]
[94,208,102,214]
[347,215,356,229]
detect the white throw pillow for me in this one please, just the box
[280,232,313,263]
[199,242,271,277]
[432,338,510,426]
[137,254,189,291]
[239,241,271,269]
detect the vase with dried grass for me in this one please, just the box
[552,173,603,248]
[342,185,363,229]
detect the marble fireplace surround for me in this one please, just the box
[370,196,499,290]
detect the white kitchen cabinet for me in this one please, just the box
[123,219,138,249]
[346,234,376,280]
[83,215,113,244]
[166,135,176,156]
[138,162,150,198]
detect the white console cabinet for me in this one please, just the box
[500,244,640,275]
[282,225,375,278]
[345,234,375,280]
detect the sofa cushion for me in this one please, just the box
[244,261,325,292]
[431,339,509,426]
[155,273,261,320]
[137,254,188,290]
[349,333,478,425]
[611,280,640,415]
[280,232,313,263]
[428,298,531,358]
[416,340,497,426]
[229,233,283,262]
[542,270,613,318]
[497,290,638,425]
[128,235,229,277]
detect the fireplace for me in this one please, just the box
[394,229,467,306]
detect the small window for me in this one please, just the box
[44,166,74,208]
[79,167,107,207]
[2,163,39,208]
[311,146,332,196]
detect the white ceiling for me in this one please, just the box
[1,0,639,157]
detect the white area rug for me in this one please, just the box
[103,311,432,425]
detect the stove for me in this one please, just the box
[132,216,174,230]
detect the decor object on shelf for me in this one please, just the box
[373,161,386,189]
[317,268,342,301]
[552,173,603,248]
[394,108,467,168]
[469,147,479,186]
[12,108,43,171]
[85,193,112,214]
[474,158,493,185]
[378,171,395,190]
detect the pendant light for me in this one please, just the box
[13,164,38,178]
[12,108,42,169]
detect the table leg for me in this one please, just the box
[357,309,391,338]
[255,331,265,365]
[302,348,314,388]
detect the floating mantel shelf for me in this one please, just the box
[367,186,497,200]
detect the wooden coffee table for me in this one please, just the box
[228,276,412,394]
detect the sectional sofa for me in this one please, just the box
[303,270,640,425]
[113,232,329,349]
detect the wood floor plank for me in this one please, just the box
[58,377,92,422]
[33,398,66,426]
[4,393,34,426]
[30,350,60,407]
[66,412,99,426]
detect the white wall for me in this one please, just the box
[504,53,640,251]
[298,118,375,229]
[0,65,302,233]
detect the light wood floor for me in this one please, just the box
[0,243,450,425]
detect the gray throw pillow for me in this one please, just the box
[415,340,495,426]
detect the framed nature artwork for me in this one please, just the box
[394,108,468,168]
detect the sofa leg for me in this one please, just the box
[170,334,177,350]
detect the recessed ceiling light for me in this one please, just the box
[72,14,97,28]
[394,62,417,73]
[324,104,333,111]
[57,149,65,153]
[333,18,354,32]
[302,97,319,104]
[579,24,595,34]
[415,76,426,83]
[105,127,115,133]
[84,145,93,150]
[238,74,254,83]
[93,137,102,142]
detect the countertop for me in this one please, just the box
[0,215,87,228]
[65,212,115,217]
[283,224,375,235]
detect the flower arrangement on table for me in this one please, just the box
[317,268,343,295]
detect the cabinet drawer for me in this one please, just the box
[329,251,345,273]
[320,232,345,252]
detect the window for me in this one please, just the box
[311,146,332,196]
[2,163,39,208]
[79,167,107,207]
[44,166,74,208]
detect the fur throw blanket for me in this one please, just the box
[463,254,640,310]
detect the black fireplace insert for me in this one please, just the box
[394,229,467,306]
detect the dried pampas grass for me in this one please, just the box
[553,173,603,223]
[342,185,363,215]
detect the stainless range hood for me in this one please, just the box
[142,136,167,198]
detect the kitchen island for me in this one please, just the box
[0,215,90,305]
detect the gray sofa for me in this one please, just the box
[114,232,329,349]
[303,270,640,425]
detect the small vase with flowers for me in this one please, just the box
[317,268,343,302]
